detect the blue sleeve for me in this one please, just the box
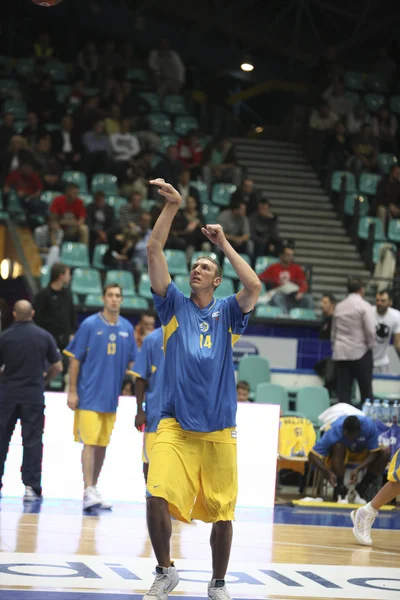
[152,281,186,326]
[129,327,137,363]
[132,336,152,380]
[64,319,91,362]
[46,333,61,364]
[312,427,337,458]
[225,294,251,334]
[365,420,380,452]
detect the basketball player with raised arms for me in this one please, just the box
[143,178,261,600]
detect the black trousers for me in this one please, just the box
[0,402,45,496]
[335,350,373,405]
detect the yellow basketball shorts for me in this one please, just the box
[142,431,157,464]
[74,409,116,447]
[388,449,400,483]
[146,418,238,524]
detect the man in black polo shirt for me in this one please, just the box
[0,300,62,502]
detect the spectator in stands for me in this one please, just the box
[309,101,338,132]
[68,80,86,109]
[103,226,137,270]
[322,120,351,173]
[110,118,141,181]
[152,145,183,191]
[131,211,153,276]
[148,38,185,98]
[134,311,156,349]
[104,105,121,136]
[50,183,89,245]
[176,129,203,176]
[3,161,44,215]
[33,134,62,191]
[121,150,154,198]
[371,105,398,155]
[74,96,105,135]
[230,178,260,217]
[0,112,15,157]
[170,196,205,253]
[323,78,353,118]
[373,289,400,374]
[177,169,200,209]
[32,77,59,123]
[21,112,46,150]
[33,32,54,61]
[320,293,336,340]
[76,41,99,85]
[376,164,400,230]
[346,103,370,136]
[258,246,313,315]
[86,191,115,255]
[348,124,379,183]
[372,47,397,87]
[236,381,250,403]
[100,41,123,79]
[332,277,375,405]
[119,81,151,122]
[52,116,82,171]
[119,190,143,229]
[249,199,282,259]
[34,214,64,267]
[218,199,253,257]
[202,136,241,191]
[83,120,114,181]
[2,136,32,177]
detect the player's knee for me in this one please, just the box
[146,495,168,513]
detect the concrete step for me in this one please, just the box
[285,230,349,241]
[275,205,335,216]
[237,151,309,165]
[295,239,357,252]
[235,138,302,149]
[296,256,365,269]
[242,165,319,179]
[262,191,327,201]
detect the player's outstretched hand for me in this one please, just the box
[67,391,79,411]
[201,224,226,247]
[149,179,181,204]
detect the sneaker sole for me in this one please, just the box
[83,500,102,510]
[23,497,42,503]
[350,510,372,546]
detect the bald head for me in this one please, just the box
[13,300,34,321]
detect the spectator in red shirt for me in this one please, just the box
[259,246,313,315]
[49,183,89,245]
[3,162,45,216]
[176,129,203,178]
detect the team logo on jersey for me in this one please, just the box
[97,331,103,335]
[199,322,209,332]
[212,311,220,318]
[109,333,117,341]
[118,331,129,337]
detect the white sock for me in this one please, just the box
[364,502,378,516]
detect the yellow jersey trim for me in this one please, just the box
[228,326,241,347]
[151,365,157,373]
[162,316,179,353]
[129,370,141,378]
[309,448,326,460]
[63,350,75,358]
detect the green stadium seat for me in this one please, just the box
[213,278,235,298]
[366,73,389,94]
[378,153,398,174]
[344,193,369,216]
[254,256,279,275]
[344,90,360,105]
[290,308,317,320]
[91,173,118,195]
[222,254,250,279]
[84,294,104,308]
[105,270,136,296]
[49,373,64,391]
[174,116,199,136]
[359,173,382,196]
[45,123,60,133]
[159,134,179,154]
[92,244,108,270]
[139,273,153,300]
[373,242,397,264]
[364,93,385,113]
[60,242,90,268]
[14,120,27,134]
[45,60,68,82]
[140,92,160,111]
[164,95,188,115]
[61,170,88,193]
[15,58,35,78]
[55,84,71,104]
[106,195,127,217]
[164,250,189,275]
[212,183,236,207]
[331,170,357,193]
[202,206,220,224]
[127,69,148,83]
[73,293,80,305]
[123,297,149,310]
[174,275,192,296]
[0,79,20,98]
[388,219,400,243]
[190,251,219,268]
[148,113,172,134]
[71,268,102,295]
[390,95,400,115]
[40,265,50,288]
[141,199,155,212]
[255,382,289,410]
[82,87,100,97]
[79,193,94,206]
[255,305,284,318]
[40,190,59,205]
[3,99,27,120]
[296,386,330,426]
[7,189,24,214]
[238,355,271,395]
[191,181,210,204]
[358,217,386,241]
[343,71,365,92]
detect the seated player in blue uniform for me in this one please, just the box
[309,415,390,504]
[142,178,261,600]
[64,284,137,510]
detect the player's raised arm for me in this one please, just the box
[147,179,182,297]
[201,224,261,313]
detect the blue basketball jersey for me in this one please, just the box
[152,281,250,432]
[312,415,380,457]
[132,327,164,433]
[65,313,137,413]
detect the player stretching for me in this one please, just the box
[143,178,261,600]
[351,448,400,545]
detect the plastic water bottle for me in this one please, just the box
[392,400,399,425]
[362,399,372,417]
[382,399,391,423]
[372,399,382,421]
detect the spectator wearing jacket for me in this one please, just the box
[202,136,241,192]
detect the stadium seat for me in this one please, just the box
[358,217,386,241]
[237,355,271,395]
[40,265,50,288]
[92,244,108,270]
[344,90,360,105]
[201,204,220,224]
[212,183,237,207]
[359,173,382,196]
[49,373,64,391]
[213,278,235,298]
[138,273,153,300]
[83,87,100,98]
[191,180,210,204]
[61,171,88,193]
[140,92,160,111]
[254,256,279,275]
[222,255,250,279]
[123,297,149,310]
[14,120,27,134]
[79,193,94,206]
[45,60,68,82]
[159,134,179,154]
[45,123,60,133]
[388,219,400,243]
[40,190,59,205]
[343,71,365,91]
[164,250,189,275]
[255,383,289,411]
[105,270,136,296]
[174,116,199,136]
[71,268,102,295]
[390,95,400,115]
[331,170,357,193]
[290,308,317,320]
[0,79,20,98]
[378,153,398,174]
[366,73,389,94]
[127,68,148,83]
[91,173,118,195]
[148,113,172,134]
[15,58,35,78]
[174,275,192,296]
[106,195,127,217]
[255,305,284,318]
[60,242,90,268]
[296,386,330,426]
[190,251,219,268]
[84,294,104,308]
[164,95,187,115]
[344,193,369,217]
[7,189,24,214]
[3,99,27,120]
[364,93,385,113]
[141,199,155,212]
[373,242,397,264]
[55,84,71,103]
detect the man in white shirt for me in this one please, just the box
[110,118,140,181]
[373,290,400,374]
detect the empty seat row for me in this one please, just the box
[331,170,383,196]
[255,306,317,320]
[357,217,400,243]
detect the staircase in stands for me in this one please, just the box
[235,138,371,302]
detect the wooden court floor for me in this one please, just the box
[0,500,399,600]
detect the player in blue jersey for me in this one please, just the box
[132,327,164,482]
[143,178,261,600]
[64,284,137,510]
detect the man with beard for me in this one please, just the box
[373,290,400,374]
